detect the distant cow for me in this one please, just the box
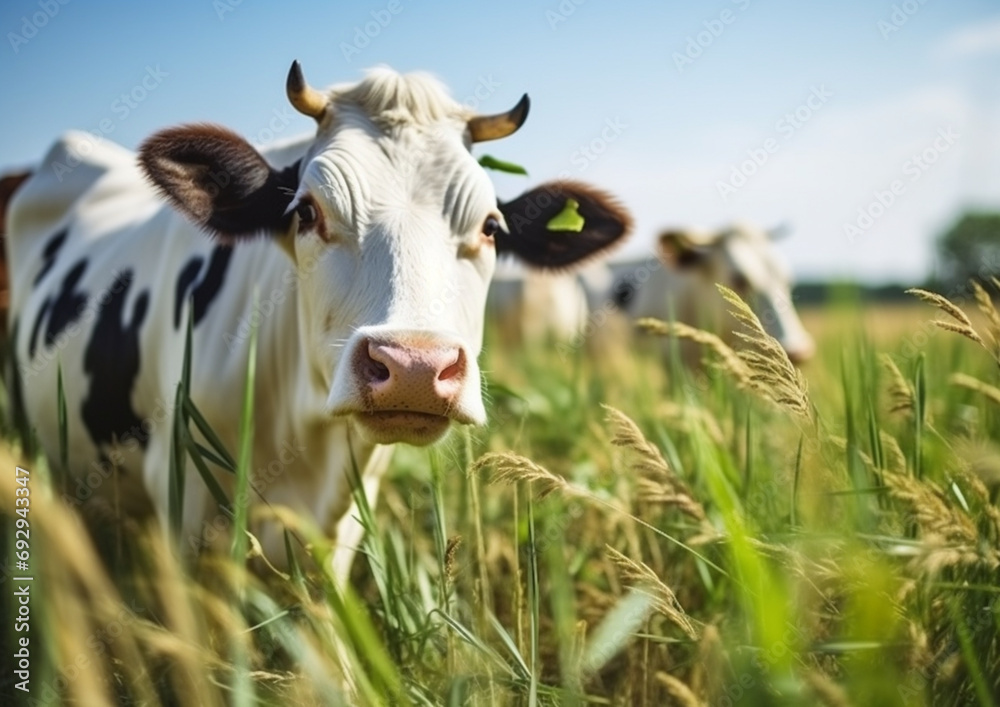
[486,259,617,345]
[5,62,630,577]
[611,223,814,363]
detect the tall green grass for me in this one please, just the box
[1,289,999,705]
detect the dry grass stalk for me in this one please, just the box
[634,477,709,523]
[829,434,906,476]
[656,400,726,444]
[688,624,726,703]
[881,354,915,414]
[935,319,985,342]
[654,672,706,707]
[445,535,462,585]
[606,545,699,640]
[906,287,1000,367]
[883,471,974,542]
[949,372,1000,406]
[145,538,230,702]
[821,427,906,478]
[717,285,811,418]
[639,300,812,419]
[473,452,579,499]
[879,431,908,475]
[0,463,168,705]
[803,670,853,707]
[636,318,752,387]
[883,471,1000,575]
[604,404,708,522]
[947,465,1000,542]
[603,403,672,476]
[971,280,1000,353]
[906,288,981,340]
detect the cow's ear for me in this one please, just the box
[139,124,299,240]
[657,230,714,268]
[496,180,631,270]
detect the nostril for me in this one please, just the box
[361,341,393,383]
[365,358,391,383]
[437,349,464,382]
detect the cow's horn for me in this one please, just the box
[287,61,328,121]
[467,94,530,143]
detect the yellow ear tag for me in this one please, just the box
[546,198,585,232]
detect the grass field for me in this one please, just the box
[2,290,1000,706]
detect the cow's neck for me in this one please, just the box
[188,241,379,544]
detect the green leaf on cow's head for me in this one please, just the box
[546,198,586,233]
[478,154,528,176]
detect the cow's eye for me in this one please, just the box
[482,216,500,238]
[296,200,318,230]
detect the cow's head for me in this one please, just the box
[657,223,814,363]
[139,62,630,445]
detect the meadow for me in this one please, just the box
[2,287,999,706]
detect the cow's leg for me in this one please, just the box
[329,444,394,584]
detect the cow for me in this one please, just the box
[4,62,631,578]
[486,260,617,345]
[610,223,814,363]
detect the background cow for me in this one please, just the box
[4,62,631,577]
[486,259,618,346]
[611,223,815,363]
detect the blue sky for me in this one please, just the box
[1,0,998,283]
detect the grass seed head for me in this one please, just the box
[881,354,915,415]
[655,671,706,707]
[474,451,576,499]
[907,286,1000,366]
[603,404,707,521]
[641,286,812,418]
[636,317,752,387]
[606,545,699,640]
[971,278,1000,355]
[950,372,1000,407]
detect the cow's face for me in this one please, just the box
[291,105,501,442]
[140,63,631,446]
[658,224,815,363]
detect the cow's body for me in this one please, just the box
[5,65,630,574]
[611,224,814,363]
[10,131,383,567]
[487,262,596,344]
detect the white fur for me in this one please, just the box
[7,69,506,575]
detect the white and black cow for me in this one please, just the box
[4,62,630,576]
[611,223,814,363]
